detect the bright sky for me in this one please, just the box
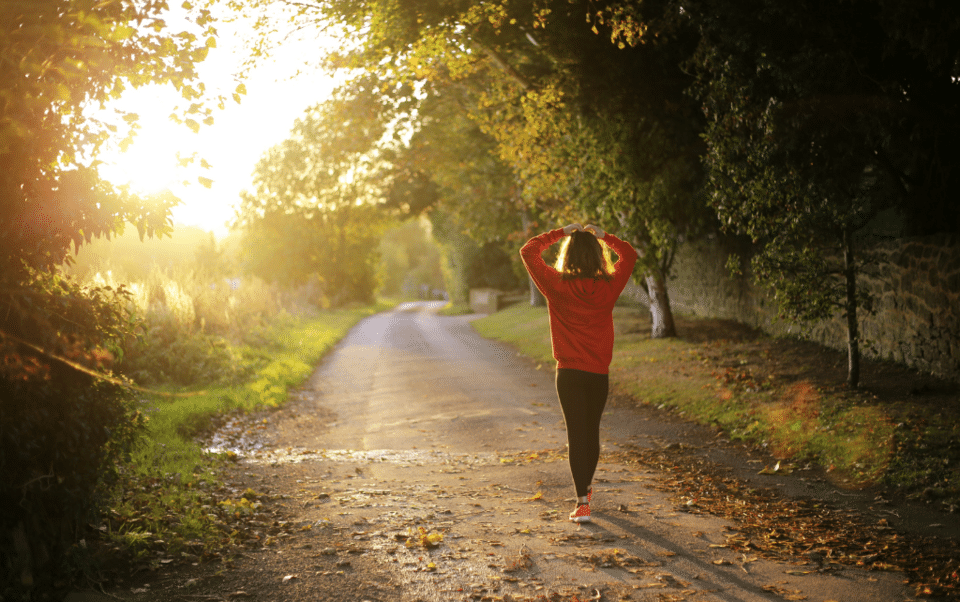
[97,10,340,239]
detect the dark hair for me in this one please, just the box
[554,231,614,281]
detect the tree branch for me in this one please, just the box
[471,41,533,92]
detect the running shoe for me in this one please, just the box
[569,503,591,523]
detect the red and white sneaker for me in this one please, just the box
[569,503,591,523]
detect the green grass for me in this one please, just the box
[438,301,474,316]
[131,305,381,477]
[105,302,387,559]
[472,303,957,502]
[472,303,553,362]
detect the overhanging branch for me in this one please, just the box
[471,41,533,92]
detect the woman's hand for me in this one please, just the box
[583,224,606,239]
[562,223,583,235]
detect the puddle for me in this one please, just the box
[201,411,498,468]
[207,445,499,467]
[202,414,265,456]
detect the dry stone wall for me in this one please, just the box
[661,234,960,382]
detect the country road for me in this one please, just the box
[270,300,567,454]
[114,301,914,602]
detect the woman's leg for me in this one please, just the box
[555,368,610,498]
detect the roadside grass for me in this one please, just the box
[438,301,474,316]
[471,302,553,361]
[473,303,959,507]
[101,303,387,566]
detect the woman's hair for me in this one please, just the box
[554,230,615,281]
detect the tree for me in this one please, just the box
[688,0,960,387]
[0,0,220,592]
[236,0,713,336]
[387,88,532,304]
[1,0,222,274]
[1,0,224,382]
[233,81,391,305]
[377,217,445,298]
[552,2,708,337]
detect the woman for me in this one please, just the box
[520,223,638,523]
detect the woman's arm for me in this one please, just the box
[520,227,571,296]
[599,232,638,292]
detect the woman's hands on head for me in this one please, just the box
[583,224,606,239]
[562,223,606,238]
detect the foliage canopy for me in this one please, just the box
[234,80,391,305]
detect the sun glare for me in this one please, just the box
[93,5,344,238]
[97,88,195,196]
[103,138,185,196]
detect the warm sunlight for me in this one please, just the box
[97,90,193,197]
[95,8,340,239]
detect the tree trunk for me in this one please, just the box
[520,208,546,307]
[843,228,861,388]
[529,277,546,307]
[645,270,676,338]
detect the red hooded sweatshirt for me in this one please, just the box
[520,228,638,374]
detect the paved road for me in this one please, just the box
[212,301,910,602]
[281,300,566,454]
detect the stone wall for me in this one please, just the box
[662,234,960,382]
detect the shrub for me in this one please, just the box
[105,268,286,388]
[0,272,145,597]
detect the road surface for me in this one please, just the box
[118,301,913,602]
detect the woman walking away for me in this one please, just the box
[520,223,638,523]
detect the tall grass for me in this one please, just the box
[89,265,323,386]
[101,306,382,560]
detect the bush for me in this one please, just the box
[102,267,297,388]
[0,273,145,598]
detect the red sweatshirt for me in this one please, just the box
[520,228,638,374]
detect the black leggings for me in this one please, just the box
[555,368,609,498]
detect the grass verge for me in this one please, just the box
[96,303,386,572]
[473,303,959,507]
